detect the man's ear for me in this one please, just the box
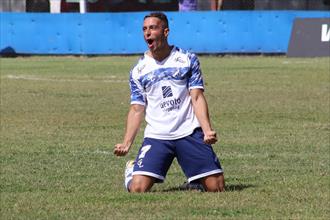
[164,27,169,38]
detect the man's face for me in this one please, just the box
[143,17,169,52]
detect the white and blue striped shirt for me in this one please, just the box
[129,46,204,140]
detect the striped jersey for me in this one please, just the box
[129,46,204,140]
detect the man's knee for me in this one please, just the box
[202,173,225,192]
[129,175,154,193]
[129,181,149,192]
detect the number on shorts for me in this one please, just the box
[138,145,151,159]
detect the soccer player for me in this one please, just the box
[114,12,225,192]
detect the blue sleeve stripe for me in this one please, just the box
[130,72,145,104]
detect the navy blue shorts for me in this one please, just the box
[132,128,223,183]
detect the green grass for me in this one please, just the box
[1,56,329,219]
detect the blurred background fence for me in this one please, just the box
[0,0,329,55]
[1,0,330,12]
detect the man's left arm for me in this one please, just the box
[190,89,217,145]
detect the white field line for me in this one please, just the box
[282,60,321,65]
[92,150,113,155]
[63,150,113,156]
[78,150,114,155]
[5,74,127,83]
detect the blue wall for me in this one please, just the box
[0,11,329,54]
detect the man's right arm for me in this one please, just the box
[114,104,145,156]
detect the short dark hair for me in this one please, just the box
[144,12,169,29]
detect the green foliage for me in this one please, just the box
[1,56,329,219]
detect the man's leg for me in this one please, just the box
[200,173,225,192]
[176,128,225,193]
[129,175,155,192]
[125,138,175,192]
[125,161,156,192]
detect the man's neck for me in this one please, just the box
[150,45,173,62]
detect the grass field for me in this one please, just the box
[0,55,329,219]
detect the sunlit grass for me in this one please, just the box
[1,56,329,219]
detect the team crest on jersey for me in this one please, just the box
[175,57,185,63]
[162,86,173,98]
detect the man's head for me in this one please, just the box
[143,12,170,53]
[144,12,169,29]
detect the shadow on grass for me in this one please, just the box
[161,183,255,192]
[225,184,255,192]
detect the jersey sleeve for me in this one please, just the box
[129,70,146,105]
[188,53,204,90]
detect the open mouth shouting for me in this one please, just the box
[146,39,155,49]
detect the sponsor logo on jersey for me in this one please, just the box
[162,86,173,98]
[160,97,182,112]
[160,86,182,112]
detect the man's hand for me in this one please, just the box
[204,130,218,145]
[114,104,145,157]
[114,143,130,156]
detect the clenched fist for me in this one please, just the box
[203,130,218,145]
[114,143,130,156]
